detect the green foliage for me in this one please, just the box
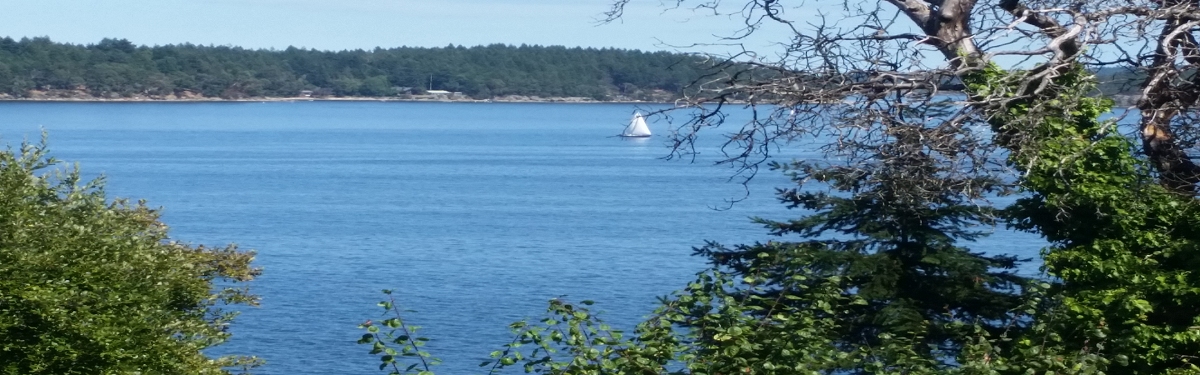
[966,65,1200,374]
[0,37,706,100]
[482,298,671,375]
[693,153,1030,362]
[668,94,1036,367]
[360,275,1103,375]
[0,137,261,374]
[358,290,441,375]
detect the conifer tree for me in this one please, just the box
[695,120,1029,360]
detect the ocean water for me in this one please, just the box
[0,102,1044,374]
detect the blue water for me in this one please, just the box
[0,102,1044,374]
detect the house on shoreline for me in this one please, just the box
[416,90,465,100]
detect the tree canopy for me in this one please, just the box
[0,138,260,374]
[0,37,707,100]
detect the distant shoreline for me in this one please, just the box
[0,97,667,103]
[0,94,1137,107]
[0,91,677,105]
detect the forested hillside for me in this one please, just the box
[0,37,707,100]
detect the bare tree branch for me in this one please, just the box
[604,0,1200,195]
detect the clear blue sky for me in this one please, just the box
[0,0,786,53]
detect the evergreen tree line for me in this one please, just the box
[0,37,707,100]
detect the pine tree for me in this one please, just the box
[696,121,1029,359]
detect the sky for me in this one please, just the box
[0,0,1062,70]
[0,0,792,53]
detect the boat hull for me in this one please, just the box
[619,134,651,138]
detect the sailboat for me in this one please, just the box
[620,112,652,138]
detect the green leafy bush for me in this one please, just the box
[0,137,260,374]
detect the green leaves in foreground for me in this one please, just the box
[969,65,1200,374]
[361,271,1109,375]
[358,290,441,375]
[481,297,674,375]
[0,137,261,374]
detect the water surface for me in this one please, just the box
[0,101,1044,374]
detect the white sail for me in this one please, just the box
[621,112,652,137]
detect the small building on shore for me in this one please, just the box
[410,90,467,100]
